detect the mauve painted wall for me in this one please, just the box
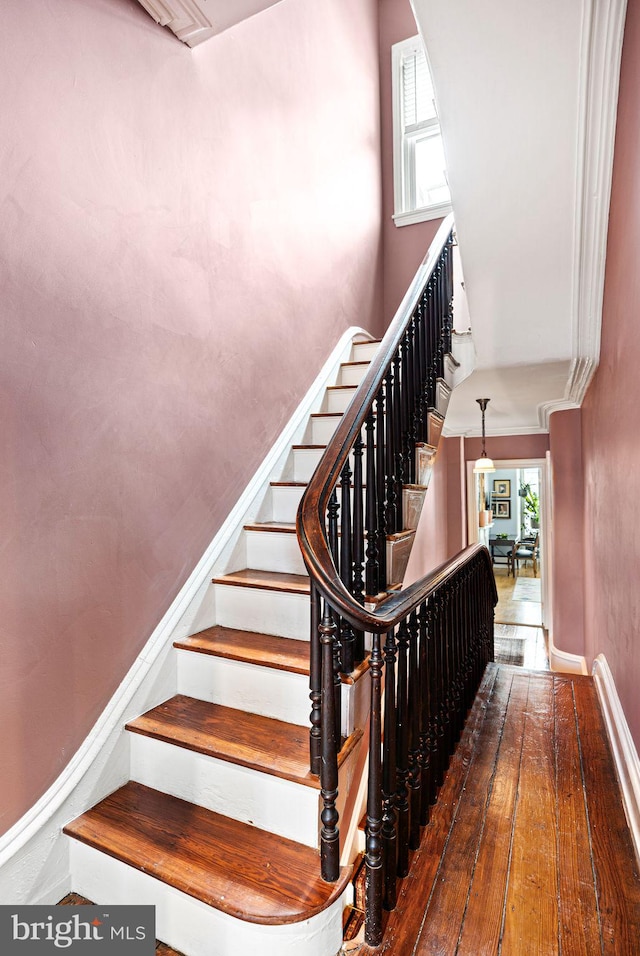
[0,0,384,834]
[548,410,585,658]
[462,434,550,464]
[379,0,443,320]
[580,0,640,748]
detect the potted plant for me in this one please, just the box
[519,483,540,530]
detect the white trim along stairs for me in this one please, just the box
[0,326,459,956]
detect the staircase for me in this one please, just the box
[62,333,453,956]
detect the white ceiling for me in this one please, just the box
[412,0,628,436]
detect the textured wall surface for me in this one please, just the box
[580,0,640,748]
[0,0,384,833]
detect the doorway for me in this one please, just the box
[466,457,550,668]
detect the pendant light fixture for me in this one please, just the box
[473,398,495,473]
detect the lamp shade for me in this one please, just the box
[473,456,495,473]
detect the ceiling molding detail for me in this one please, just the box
[570,0,628,394]
[137,0,215,46]
[136,0,286,46]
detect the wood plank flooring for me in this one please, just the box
[355,664,640,955]
[494,565,543,627]
[494,623,549,670]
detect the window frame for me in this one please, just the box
[391,35,452,227]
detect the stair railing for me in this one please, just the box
[297,214,497,946]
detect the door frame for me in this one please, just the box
[466,456,550,630]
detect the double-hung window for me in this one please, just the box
[392,35,451,226]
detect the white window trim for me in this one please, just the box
[391,35,452,227]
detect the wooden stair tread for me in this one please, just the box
[270,481,307,487]
[326,384,357,391]
[175,625,310,674]
[212,568,310,594]
[243,521,297,534]
[127,695,326,787]
[175,625,370,683]
[127,695,362,784]
[310,412,343,419]
[64,781,351,925]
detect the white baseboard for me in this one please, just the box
[547,632,588,675]
[0,325,372,904]
[592,654,640,865]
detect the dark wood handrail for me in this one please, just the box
[297,214,499,632]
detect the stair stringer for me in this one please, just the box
[0,325,373,909]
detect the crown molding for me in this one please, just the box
[136,0,285,46]
[569,0,628,398]
[137,0,215,46]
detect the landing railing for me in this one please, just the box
[296,215,497,946]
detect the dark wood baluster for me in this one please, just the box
[407,608,422,849]
[352,433,365,662]
[340,457,355,674]
[309,583,322,775]
[327,491,342,744]
[425,279,436,413]
[443,237,454,355]
[319,600,339,882]
[365,409,380,597]
[382,627,398,910]
[384,365,397,541]
[431,589,445,794]
[395,618,410,878]
[392,351,404,533]
[440,584,452,774]
[375,386,388,592]
[436,259,446,379]
[365,630,384,947]
[401,330,413,485]
[414,301,426,445]
[453,578,464,744]
[419,598,432,825]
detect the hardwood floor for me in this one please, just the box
[355,664,640,955]
[494,564,542,627]
[494,623,549,670]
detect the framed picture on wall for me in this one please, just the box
[494,499,511,519]
[493,479,511,497]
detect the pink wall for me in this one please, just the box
[462,435,550,464]
[0,0,383,834]
[378,0,443,320]
[548,410,585,657]
[403,441,450,584]
[579,0,640,748]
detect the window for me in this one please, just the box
[392,35,452,226]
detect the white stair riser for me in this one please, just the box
[337,363,369,387]
[436,377,452,417]
[177,650,366,737]
[68,841,346,956]
[351,341,379,362]
[293,447,369,483]
[324,388,357,414]
[310,415,343,444]
[129,734,320,848]
[270,485,305,523]
[245,530,307,575]
[177,651,311,724]
[213,583,309,639]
